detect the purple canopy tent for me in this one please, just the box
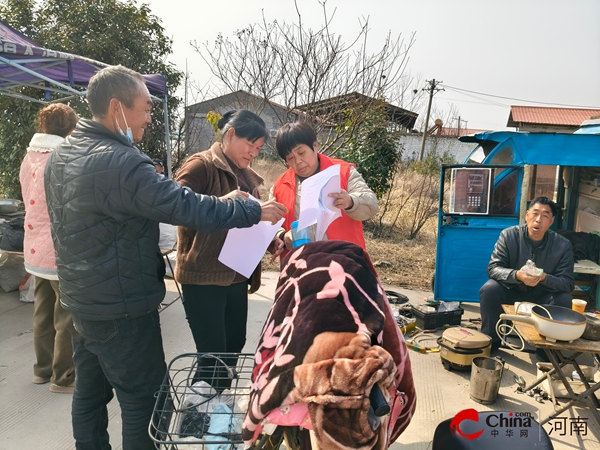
[0,20,173,177]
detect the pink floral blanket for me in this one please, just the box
[242,241,416,450]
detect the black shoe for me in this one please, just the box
[535,348,550,363]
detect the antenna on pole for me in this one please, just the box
[418,79,444,161]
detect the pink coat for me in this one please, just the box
[19,133,64,280]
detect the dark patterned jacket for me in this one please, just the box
[45,119,260,320]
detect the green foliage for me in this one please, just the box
[336,103,402,198]
[0,0,183,198]
[410,149,457,176]
[206,110,222,135]
[369,148,455,240]
[0,96,39,198]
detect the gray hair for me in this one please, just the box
[87,65,146,118]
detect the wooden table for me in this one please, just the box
[502,304,600,426]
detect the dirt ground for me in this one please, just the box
[253,157,437,291]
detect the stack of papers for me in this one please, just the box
[218,196,284,278]
[218,164,344,277]
[297,164,342,241]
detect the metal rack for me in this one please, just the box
[150,353,255,449]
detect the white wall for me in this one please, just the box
[399,134,476,163]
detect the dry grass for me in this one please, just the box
[363,225,436,291]
[252,157,437,291]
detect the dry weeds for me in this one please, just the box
[253,157,437,291]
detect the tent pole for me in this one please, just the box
[0,55,87,95]
[163,94,172,179]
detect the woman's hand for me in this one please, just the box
[268,237,284,256]
[328,190,354,210]
[283,230,293,250]
[219,189,249,201]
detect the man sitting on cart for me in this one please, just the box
[479,197,574,352]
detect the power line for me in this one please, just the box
[443,97,509,107]
[441,84,600,109]
[443,87,508,108]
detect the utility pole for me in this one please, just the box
[418,79,444,161]
[453,116,468,137]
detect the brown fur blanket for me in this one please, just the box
[242,241,416,450]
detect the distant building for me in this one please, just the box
[296,92,418,131]
[185,91,298,155]
[395,118,488,163]
[184,90,419,155]
[399,134,478,164]
[507,106,600,133]
[425,118,487,137]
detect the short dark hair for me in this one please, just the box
[218,110,269,144]
[529,197,558,217]
[152,159,164,168]
[275,122,317,159]
[87,65,146,119]
[37,103,78,138]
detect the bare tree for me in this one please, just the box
[166,71,213,174]
[193,0,419,155]
[371,163,438,239]
[428,103,461,134]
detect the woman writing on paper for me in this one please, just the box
[271,121,378,261]
[175,110,285,388]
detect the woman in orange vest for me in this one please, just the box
[271,122,378,261]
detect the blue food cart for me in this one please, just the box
[433,129,600,307]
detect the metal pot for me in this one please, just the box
[0,199,22,213]
[499,304,587,342]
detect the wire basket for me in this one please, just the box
[150,353,255,449]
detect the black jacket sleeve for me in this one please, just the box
[487,228,519,284]
[102,150,261,232]
[539,240,574,293]
[487,226,574,293]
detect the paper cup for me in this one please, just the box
[572,299,587,313]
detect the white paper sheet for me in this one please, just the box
[297,164,342,240]
[218,196,284,278]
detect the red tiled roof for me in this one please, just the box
[508,106,600,127]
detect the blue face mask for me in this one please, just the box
[115,102,134,144]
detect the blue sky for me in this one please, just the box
[143,0,600,131]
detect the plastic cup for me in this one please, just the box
[572,299,587,313]
[291,221,311,248]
